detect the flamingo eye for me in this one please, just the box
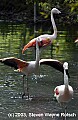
[55,88,59,95]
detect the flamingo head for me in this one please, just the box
[22,38,51,54]
[63,62,70,77]
[63,62,68,70]
[51,8,61,14]
[75,38,78,43]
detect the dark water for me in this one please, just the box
[0,23,78,120]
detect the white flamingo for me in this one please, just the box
[22,8,61,53]
[54,62,73,115]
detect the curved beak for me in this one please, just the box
[22,38,51,54]
[58,10,61,14]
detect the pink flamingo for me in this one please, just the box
[22,8,61,53]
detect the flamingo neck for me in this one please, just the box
[64,69,69,88]
[51,12,57,39]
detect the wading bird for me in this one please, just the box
[54,62,73,107]
[0,55,65,99]
[22,8,61,54]
[0,57,64,99]
[0,38,40,99]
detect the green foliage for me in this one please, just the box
[39,2,51,12]
[0,0,77,25]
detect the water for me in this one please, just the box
[0,22,78,120]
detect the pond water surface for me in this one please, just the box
[0,23,78,120]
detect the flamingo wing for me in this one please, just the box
[0,57,28,70]
[22,38,51,54]
[40,59,64,73]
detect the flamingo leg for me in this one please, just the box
[22,75,29,99]
[26,76,29,99]
[22,75,26,99]
[64,106,67,120]
[62,107,67,120]
[50,43,53,59]
[61,104,67,120]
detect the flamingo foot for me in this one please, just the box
[22,92,29,99]
[22,92,25,99]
